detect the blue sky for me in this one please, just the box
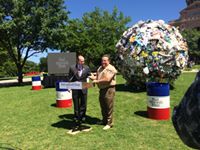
[29,0,187,63]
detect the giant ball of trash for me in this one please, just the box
[116,20,188,89]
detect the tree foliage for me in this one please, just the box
[24,60,39,73]
[182,29,200,63]
[0,49,39,77]
[0,0,68,83]
[0,48,7,64]
[39,57,47,72]
[0,48,16,77]
[63,7,131,69]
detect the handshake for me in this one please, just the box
[89,73,99,84]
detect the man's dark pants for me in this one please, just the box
[72,90,87,126]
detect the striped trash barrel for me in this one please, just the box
[32,76,42,90]
[56,81,72,108]
[147,82,170,120]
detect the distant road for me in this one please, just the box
[0,77,43,87]
[183,69,199,73]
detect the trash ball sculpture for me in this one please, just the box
[116,20,188,89]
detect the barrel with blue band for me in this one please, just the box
[56,81,72,108]
[147,82,170,120]
[147,82,169,96]
[32,76,42,90]
[32,76,41,81]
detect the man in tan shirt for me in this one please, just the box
[90,54,117,130]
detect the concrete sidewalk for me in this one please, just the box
[183,69,199,73]
[0,77,43,87]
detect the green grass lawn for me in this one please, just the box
[0,73,196,150]
[192,65,200,70]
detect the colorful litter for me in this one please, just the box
[116,20,188,89]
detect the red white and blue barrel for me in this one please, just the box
[147,82,170,120]
[32,76,42,90]
[56,81,72,108]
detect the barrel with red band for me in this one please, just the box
[32,76,42,90]
[147,82,170,120]
[56,81,72,108]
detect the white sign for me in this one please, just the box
[56,91,72,100]
[59,82,83,90]
[147,96,170,109]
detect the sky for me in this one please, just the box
[29,0,187,63]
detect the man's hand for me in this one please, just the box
[92,80,99,84]
[91,72,97,76]
[89,72,97,80]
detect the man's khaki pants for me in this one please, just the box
[99,86,115,126]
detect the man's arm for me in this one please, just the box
[68,67,74,81]
[89,72,97,80]
[87,67,91,77]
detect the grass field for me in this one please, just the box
[0,73,196,150]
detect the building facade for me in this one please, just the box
[169,0,200,30]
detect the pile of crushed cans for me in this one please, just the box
[116,20,188,89]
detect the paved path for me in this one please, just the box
[0,70,199,87]
[0,77,43,86]
[183,69,199,73]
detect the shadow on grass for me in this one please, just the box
[0,143,22,150]
[116,84,146,93]
[51,120,75,130]
[0,82,31,88]
[134,111,148,119]
[59,114,101,125]
[51,114,101,130]
[50,103,57,107]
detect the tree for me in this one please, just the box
[0,48,7,76]
[0,48,7,65]
[0,0,68,84]
[63,7,131,69]
[0,52,39,77]
[23,60,39,73]
[39,57,47,72]
[182,29,200,64]
[0,48,17,77]
[1,61,17,77]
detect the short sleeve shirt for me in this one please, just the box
[97,64,117,89]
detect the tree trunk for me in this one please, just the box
[17,65,23,85]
